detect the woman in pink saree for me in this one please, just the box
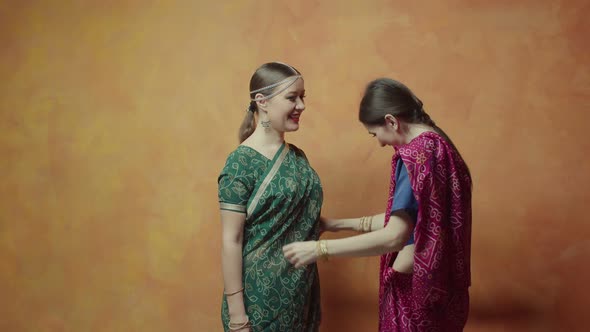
[283,78,472,331]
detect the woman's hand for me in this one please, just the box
[283,241,318,268]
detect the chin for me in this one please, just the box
[284,124,300,132]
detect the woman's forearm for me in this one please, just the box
[283,212,412,268]
[221,239,247,317]
[327,213,387,232]
[326,226,407,257]
[325,212,412,257]
[368,213,386,231]
[328,217,361,232]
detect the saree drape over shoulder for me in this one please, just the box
[218,143,323,332]
[379,132,472,332]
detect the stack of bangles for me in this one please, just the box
[359,215,373,232]
[224,287,252,331]
[316,239,329,261]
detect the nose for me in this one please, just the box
[296,97,305,111]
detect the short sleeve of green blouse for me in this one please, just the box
[217,149,255,214]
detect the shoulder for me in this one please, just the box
[287,143,308,160]
[218,146,262,183]
[398,132,451,163]
[224,145,258,164]
[222,145,269,173]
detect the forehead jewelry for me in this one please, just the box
[250,75,302,102]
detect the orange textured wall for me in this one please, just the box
[1,1,589,331]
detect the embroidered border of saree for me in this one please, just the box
[247,143,290,217]
[219,202,247,213]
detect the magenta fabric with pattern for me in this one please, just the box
[379,132,472,332]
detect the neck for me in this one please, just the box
[251,125,285,147]
[403,123,435,144]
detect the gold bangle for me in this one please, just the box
[316,240,322,259]
[224,287,244,296]
[359,216,372,232]
[228,316,251,331]
[365,215,373,232]
[318,239,329,261]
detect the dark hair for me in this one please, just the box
[359,78,471,179]
[238,62,301,143]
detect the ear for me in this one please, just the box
[384,114,399,129]
[255,93,268,109]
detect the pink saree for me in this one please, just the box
[379,132,472,332]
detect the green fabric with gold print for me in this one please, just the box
[218,142,323,331]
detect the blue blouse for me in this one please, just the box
[391,159,418,245]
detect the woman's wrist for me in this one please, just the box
[227,296,247,318]
[229,312,248,321]
[228,314,250,331]
[316,239,329,261]
[358,215,373,232]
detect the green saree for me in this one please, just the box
[218,142,323,331]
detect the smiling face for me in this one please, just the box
[257,77,306,133]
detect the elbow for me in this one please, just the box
[221,236,243,258]
[383,240,405,253]
[383,231,410,253]
[222,231,244,247]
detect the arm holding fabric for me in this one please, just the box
[284,210,413,268]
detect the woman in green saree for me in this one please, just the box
[218,62,323,331]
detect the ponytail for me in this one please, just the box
[238,102,257,143]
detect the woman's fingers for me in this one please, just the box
[283,241,317,268]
